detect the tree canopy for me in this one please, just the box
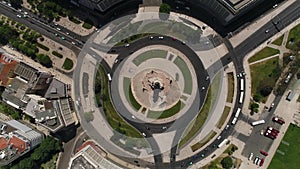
[159,3,171,14]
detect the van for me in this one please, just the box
[248,153,254,161]
[1,124,7,131]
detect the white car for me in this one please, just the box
[248,153,254,161]
[7,3,11,6]
[125,44,130,47]
[142,132,146,137]
[149,36,153,40]
[265,29,269,33]
[71,41,76,45]
[24,12,28,15]
[158,36,164,40]
[131,115,136,119]
[56,27,61,31]
[17,14,22,18]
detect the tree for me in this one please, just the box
[10,0,22,8]
[36,54,52,68]
[221,156,233,169]
[260,85,273,97]
[159,3,171,14]
[253,94,262,102]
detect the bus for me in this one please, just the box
[218,138,228,148]
[107,73,112,82]
[251,120,265,126]
[239,92,244,104]
[235,108,241,118]
[231,117,237,125]
[240,79,244,91]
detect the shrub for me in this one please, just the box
[52,51,63,58]
[221,156,233,169]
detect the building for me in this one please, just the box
[1,62,76,133]
[0,53,18,87]
[0,120,44,166]
[76,0,125,12]
[69,140,123,169]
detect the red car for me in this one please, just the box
[266,130,278,137]
[272,117,285,125]
[259,158,265,166]
[260,150,268,156]
[264,132,276,139]
[267,127,280,133]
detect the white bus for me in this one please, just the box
[240,79,244,91]
[239,92,244,104]
[251,120,265,126]
[107,73,112,82]
[235,108,241,118]
[218,138,228,148]
[231,117,237,125]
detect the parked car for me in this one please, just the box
[259,158,265,166]
[264,132,276,139]
[266,129,278,137]
[267,126,280,133]
[272,117,285,125]
[260,150,268,156]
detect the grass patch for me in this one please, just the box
[269,124,300,169]
[216,106,231,129]
[96,65,142,138]
[286,23,300,50]
[69,16,81,24]
[226,73,234,103]
[52,51,63,58]
[272,35,284,46]
[191,131,217,152]
[82,22,93,29]
[179,87,212,148]
[250,57,281,103]
[62,58,74,70]
[173,56,193,94]
[248,47,280,63]
[133,50,167,66]
[147,101,184,119]
[123,77,141,111]
[37,42,49,51]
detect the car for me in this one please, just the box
[2,1,6,4]
[217,136,221,140]
[158,36,164,40]
[18,9,22,12]
[264,132,276,139]
[272,117,285,125]
[269,103,275,112]
[257,158,262,165]
[260,150,268,156]
[71,41,76,45]
[248,153,254,161]
[225,125,230,130]
[24,12,28,15]
[23,15,28,18]
[149,36,153,40]
[171,37,177,41]
[273,4,278,8]
[265,29,269,33]
[124,44,130,47]
[17,14,22,18]
[206,76,210,81]
[162,126,167,130]
[253,157,259,164]
[61,36,65,40]
[131,115,136,119]
[266,129,278,136]
[181,41,186,45]
[142,132,146,137]
[259,158,265,166]
[55,33,59,37]
[211,154,216,158]
[267,126,280,133]
[56,27,61,31]
[66,32,70,35]
[7,3,11,6]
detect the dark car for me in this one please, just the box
[259,158,265,166]
[260,150,268,156]
[272,117,285,125]
[264,132,276,139]
[267,126,280,133]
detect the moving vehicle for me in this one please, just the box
[158,36,164,40]
[217,139,228,148]
[107,73,112,82]
[239,91,244,104]
[240,79,244,91]
[231,117,237,125]
[272,117,285,125]
[235,108,241,118]
[251,120,265,126]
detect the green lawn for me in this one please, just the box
[216,106,231,129]
[147,101,184,119]
[123,77,141,111]
[268,124,300,169]
[226,73,234,103]
[248,47,280,63]
[286,23,300,49]
[173,56,193,94]
[191,131,217,152]
[272,35,284,46]
[179,87,211,148]
[250,57,281,103]
[62,58,74,70]
[96,65,142,138]
[132,50,167,66]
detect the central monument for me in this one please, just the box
[131,69,181,111]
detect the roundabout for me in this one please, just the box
[73,11,226,169]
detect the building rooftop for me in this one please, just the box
[0,53,18,87]
[14,62,37,82]
[44,78,69,99]
[6,120,32,133]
